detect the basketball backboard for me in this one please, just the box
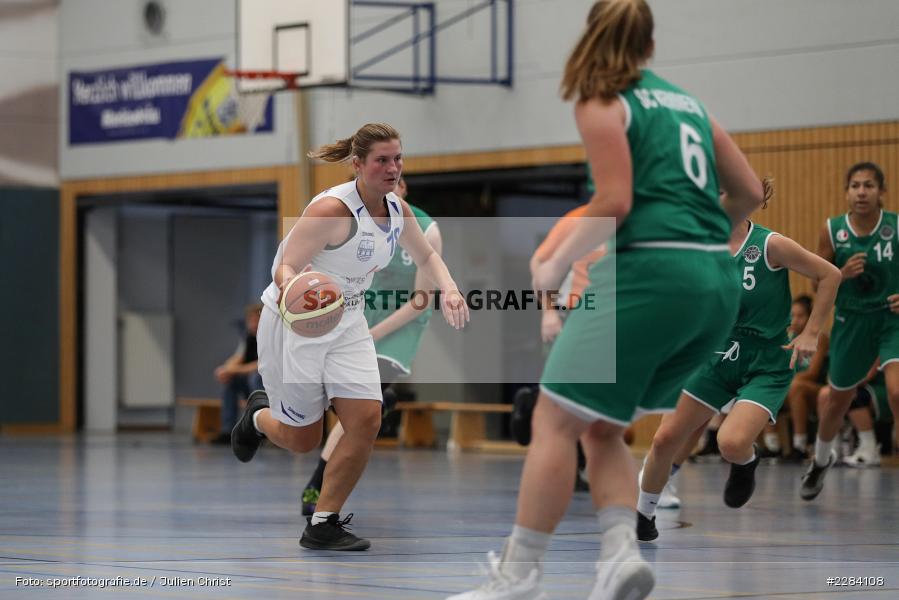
[235,0,513,95]
[236,0,349,93]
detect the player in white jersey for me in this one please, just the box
[231,123,469,551]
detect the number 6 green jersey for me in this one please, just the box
[615,69,731,250]
[828,210,899,312]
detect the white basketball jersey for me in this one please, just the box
[261,180,405,334]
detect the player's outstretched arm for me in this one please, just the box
[794,332,829,383]
[769,234,841,368]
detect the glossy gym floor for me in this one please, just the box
[1,434,897,599]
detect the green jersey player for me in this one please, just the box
[449,2,766,599]
[803,162,899,500]
[637,213,839,541]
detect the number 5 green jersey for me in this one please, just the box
[828,210,899,312]
[616,69,730,250]
[732,223,792,344]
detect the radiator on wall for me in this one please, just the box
[120,312,174,408]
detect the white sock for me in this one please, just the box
[858,430,876,453]
[764,432,781,452]
[500,525,551,581]
[597,506,638,560]
[793,434,806,451]
[252,409,264,435]
[637,491,661,518]
[737,448,757,465]
[814,437,835,466]
[311,511,336,526]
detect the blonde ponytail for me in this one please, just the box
[561,0,654,102]
[308,137,353,162]
[308,123,401,163]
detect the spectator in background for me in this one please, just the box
[759,294,830,462]
[841,360,888,467]
[783,295,829,461]
[210,303,263,445]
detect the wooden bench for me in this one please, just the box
[394,401,520,452]
[178,397,247,444]
[178,397,222,443]
[392,402,651,453]
[178,396,653,454]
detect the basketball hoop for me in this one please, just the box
[224,69,303,92]
[222,69,302,133]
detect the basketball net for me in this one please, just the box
[225,70,300,132]
[231,80,272,132]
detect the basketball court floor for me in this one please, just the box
[1,434,897,599]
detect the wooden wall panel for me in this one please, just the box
[56,121,899,433]
[312,162,354,195]
[310,145,589,195]
[734,121,899,297]
[312,121,899,297]
[276,165,301,237]
[310,124,899,293]
[59,187,76,432]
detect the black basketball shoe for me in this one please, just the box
[300,513,371,551]
[511,386,538,446]
[636,512,659,542]
[231,390,269,463]
[381,386,398,416]
[723,447,761,508]
[800,451,836,501]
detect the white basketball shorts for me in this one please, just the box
[257,306,382,427]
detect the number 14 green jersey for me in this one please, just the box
[828,210,898,312]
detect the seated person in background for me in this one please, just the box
[210,303,263,445]
[843,360,891,467]
[691,413,724,459]
[783,294,829,462]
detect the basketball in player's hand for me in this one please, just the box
[279,272,344,337]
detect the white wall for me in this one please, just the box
[310,0,899,156]
[59,0,899,176]
[0,1,58,186]
[58,0,299,180]
[84,207,117,431]
[654,0,899,132]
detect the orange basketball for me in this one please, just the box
[279,271,344,337]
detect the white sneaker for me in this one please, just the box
[589,546,655,600]
[837,423,854,462]
[842,444,881,468]
[638,464,681,509]
[447,552,547,600]
[658,470,681,509]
